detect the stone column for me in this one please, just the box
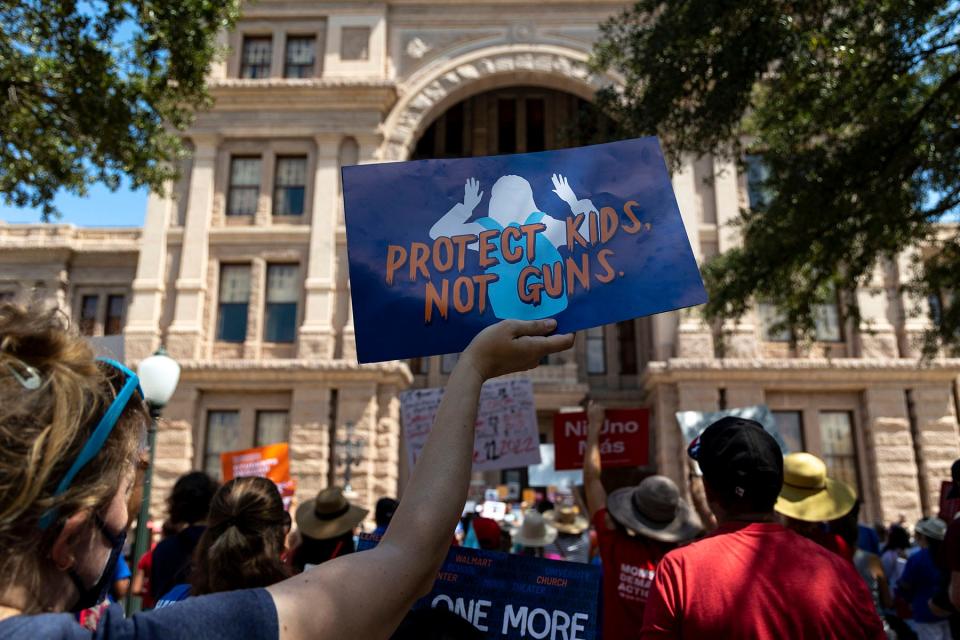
[150,386,198,520]
[340,134,380,364]
[244,258,267,359]
[863,385,922,524]
[289,384,332,501]
[334,383,378,516]
[855,262,899,358]
[298,136,340,358]
[896,248,931,358]
[672,155,713,358]
[912,383,960,514]
[373,383,402,500]
[167,135,219,360]
[125,188,174,361]
[714,157,758,358]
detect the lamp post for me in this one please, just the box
[336,421,365,495]
[129,346,180,613]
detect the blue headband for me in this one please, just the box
[38,358,144,530]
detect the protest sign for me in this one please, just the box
[220,442,296,509]
[358,534,600,639]
[553,408,649,470]
[528,444,583,488]
[342,137,708,363]
[674,405,791,454]
[400,378,540,472]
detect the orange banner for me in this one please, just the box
[221,442,295,509]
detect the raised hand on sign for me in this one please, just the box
[462,177,483,212]
[462,318,575,380]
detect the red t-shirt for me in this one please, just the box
[137,548,156,609]
[641,521,885,639]
[945,514,960,572]
[593,508,669,640]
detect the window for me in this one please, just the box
[586,326,606,374]
[409,357,427,375]
[340,27,370,61]
[104,295,125,336]
[205,410,242,479]
[227,156,261,216]
[256,410,289,446]
[240,36,272,78]
[745,154,772,210]
[617,320,638,375]
[526,98,546,152]
[498,99,517,154]
[0,291,14,303]
[264,264,299,343]
[273,156,307,216]
[758,302,790,342]
[773,411,805,453]
[758,301,842,342]
[819,411,860,493]
[79,295,98,336]
[440,353,459,374]
[813,302,842,342]
[217,265,251,342]
[284,36,315,78]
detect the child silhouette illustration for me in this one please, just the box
[429,174,596,320]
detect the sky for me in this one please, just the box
[0,181,147,227]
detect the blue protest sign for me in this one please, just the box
[342,137,707,363]
[358,534,601,639]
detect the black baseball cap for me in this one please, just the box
[688,417,784,511]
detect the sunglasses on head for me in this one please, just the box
[39,358,144,531]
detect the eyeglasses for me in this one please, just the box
[39,358,144,530]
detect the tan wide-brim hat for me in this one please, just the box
[512,511,558,548]
[607,475,703,543]
[775,452,857,522]
[543,507,589,535]
[296,486,368,540]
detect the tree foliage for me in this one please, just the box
[592,1,960,354]
[0,0,240,220]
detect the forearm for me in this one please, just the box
[381,359,483,574]
[583,418,605,517]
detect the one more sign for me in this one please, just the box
[553,409,650,471]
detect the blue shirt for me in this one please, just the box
[896,547,943,623]
[857,525,881,555]
[0,588,277,639]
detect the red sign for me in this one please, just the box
[939,480,960,522]
[552,408,650,470]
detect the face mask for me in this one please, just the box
[68,515,126,612]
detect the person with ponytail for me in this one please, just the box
[0,301,573,638]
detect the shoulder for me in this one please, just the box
[0,612,90,640]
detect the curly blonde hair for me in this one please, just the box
[0,302,147,611]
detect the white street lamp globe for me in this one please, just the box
[137,346,181,409]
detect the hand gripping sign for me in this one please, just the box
[342,136,707,363]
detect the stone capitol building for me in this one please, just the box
[1,0,958,527]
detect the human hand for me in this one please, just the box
[586,400,605,437]
[551,174,576,204]
[463,178,483,211]
[461,319,574,380]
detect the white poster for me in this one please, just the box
[674,405,790,453]
[401,378,541,472]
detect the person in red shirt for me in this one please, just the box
[583,402,702,640]
[641,417,885,639]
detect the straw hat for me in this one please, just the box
[607,475,702,543]
[295,486,368,540]
[775,453,857,522]
[543,506,589,535]
[512,511,558,548]
[916,517,948,541]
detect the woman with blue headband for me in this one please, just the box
[0,302,574,639]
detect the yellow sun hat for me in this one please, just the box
[775,452,857,522]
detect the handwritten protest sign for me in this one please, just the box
[342,137,707,363]
[400,378,540,472]
[553,408,650,470]
[358,534,600,639]
[220,442,296,509]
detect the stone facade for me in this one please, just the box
[1,0,958,527]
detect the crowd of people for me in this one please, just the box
[2,301,960,639]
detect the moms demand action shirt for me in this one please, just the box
[641,521,885,639]
[593,508,669,640]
